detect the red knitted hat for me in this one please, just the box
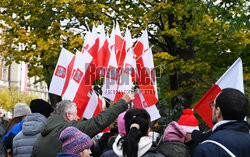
[178,109,199,133]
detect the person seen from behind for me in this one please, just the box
[32,93,134,157]
[158,121,190,157]
[100,108,164,157]
[12,99,54,157]
[2,103,31,156]
[193,88,250,157]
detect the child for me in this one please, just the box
[58,126,93,157]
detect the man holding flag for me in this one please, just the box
[193,88,250,157]
[32,92,134,157]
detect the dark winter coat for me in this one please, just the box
[13,113,47,157]
[0,137,7,157]
[193,121,250,157]
[2,120,24,149]
[101,147,164,157]
[31,99,128,157]
[92,128,118,157]
[158,141,190,157]
[100,135,164,157]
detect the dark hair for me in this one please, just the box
[215,88,248,120]
[3,116,24,136]
[118,108,150,157]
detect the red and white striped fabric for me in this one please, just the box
[96,24,111,78]
[81,26,99,60]
[136,48,158,107]
[114,23,123,65]
[62,51,93,118]
[133,90,161,121]
[49,48,75,96]
[194,58,244,128]
[114,47,136,102]
[134,30,149,58]
[82,91,103,119]
[102,48,119,101]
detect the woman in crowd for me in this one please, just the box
[100,108,164,157]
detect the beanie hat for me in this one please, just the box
[30,99,54,118]
[60,127,93,154]
[118,112,126,135]
[13,103,31,118]
[178,109,199,133]
[163,121,186,143]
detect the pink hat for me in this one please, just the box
[163,121,186,143]
[118,112,126,135]
[178,109,199,133]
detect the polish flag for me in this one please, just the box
[133,90,161,121]
[81,26,99,61]
[62,51,93,118]
[82,91,103,119]
[134,30,149,58]
[102,48,119,101]
[194,58,244,128]
[117,28,133,68]
[136,48,158,106]
[49,48,75,96]
[96,24,111,78]
[114,47,136,102]
[114,23,123,64]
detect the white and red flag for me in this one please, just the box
[102,48,120,101]
[81,25,99,61]
[49,48,75,96]
[134,30,149,58]
[194,58,244,128]
[82,91,103,119]
[133,90,161,121]
[96,24,111,78]
[114,47,136,102]
[62,50,94,118]
[114,22,123,65]
[136,48,158,107]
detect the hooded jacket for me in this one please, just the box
[31,99,128,157]
[13,113,47,157]
[100,135,164,157]
[158,141,190,157]
[193,121,250,157]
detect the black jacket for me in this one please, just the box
[193,121,250,157]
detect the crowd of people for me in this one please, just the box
[0,88,249,157]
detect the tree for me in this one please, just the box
[0,0,249,110]
[0,88,38,111]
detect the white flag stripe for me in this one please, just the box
[141,48,158,99]
[118,49,136,92]
[145,105,161,121]
[63,51,93,100]
[102,48,119,100]
[83,91,99,119]
[124,28,133,51]
[216,58,244,93]
[49,48,74,96]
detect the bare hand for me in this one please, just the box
[122,91,135,104]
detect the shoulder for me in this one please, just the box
[100,150,118,157]
[143,146,164,157]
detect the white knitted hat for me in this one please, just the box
[13,103,31,118]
